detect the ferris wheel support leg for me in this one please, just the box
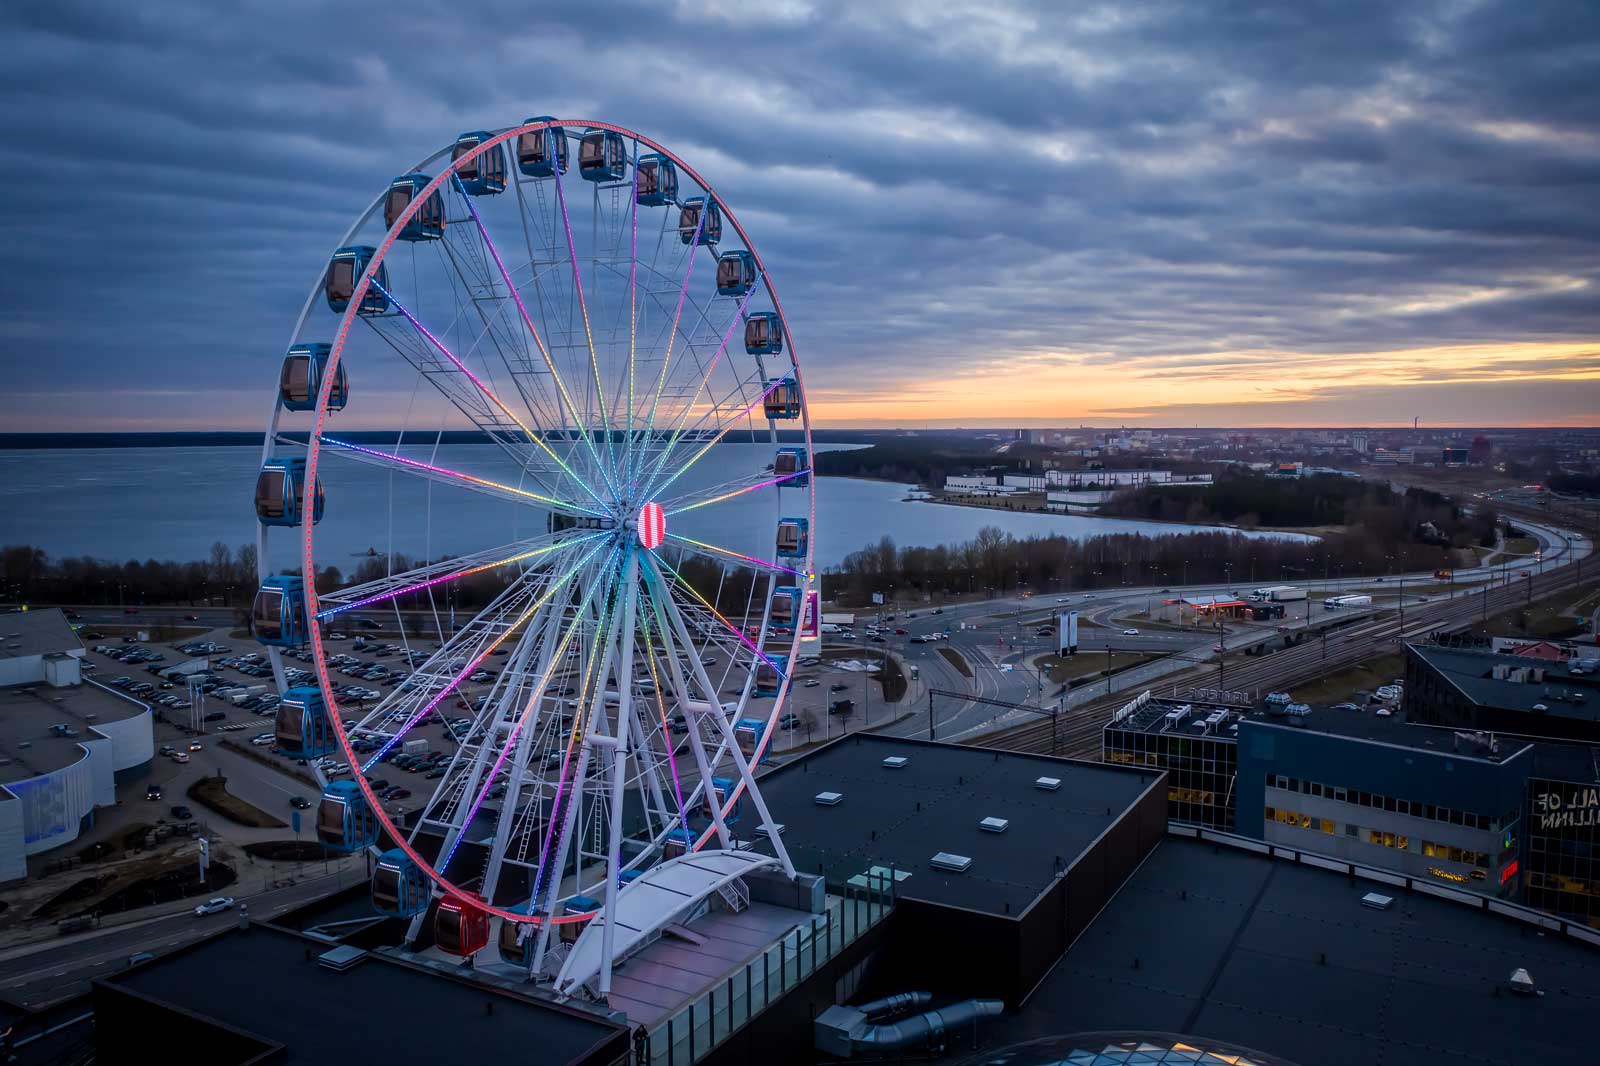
[643,582,733,849]
[644,554,796,879]
[598,551,640,999]
[532,560,624,978]
[480,595,564,904]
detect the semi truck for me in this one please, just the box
[1267,586,1305,602]
[821,612,855,626]
[1323,594,1373,609]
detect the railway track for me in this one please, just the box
[968,557,1593,760]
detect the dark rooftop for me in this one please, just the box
[0,608,82,662]
[995,836,1600,1066]
[1237,705,1534,765]
[1531,739,1600,784]
[1409,644,1599,723]
[759,733,1160,916]
[101,923,626,1066]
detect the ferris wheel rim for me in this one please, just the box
[270,119,815,926]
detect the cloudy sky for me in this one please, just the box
[2,0,1597,430]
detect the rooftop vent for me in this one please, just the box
[1360,891,1394,911]
[930,852,972,873]
[317,945,369,972]
[882,756,908,770]
[1035,776,1061,791]
[815,791,844,806]
[979,817,1009,833]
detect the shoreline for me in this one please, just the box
[908,487,1326,540]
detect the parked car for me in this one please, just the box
[170,804,193,820]
[802,678,820,688]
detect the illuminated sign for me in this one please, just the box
[1500,859,1519,885]
[1533,786,1600,831]
[1427,866,1469,884]
[801,590,820,642]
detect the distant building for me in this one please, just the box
[1442,447,1469,466]
[944,475,998,493]
[1370,447,1414,465]
[1469,434,1493,464]
[1351,433,1369,453]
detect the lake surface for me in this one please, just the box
[0,444,1308,570]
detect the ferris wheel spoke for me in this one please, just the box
[318,434,605,517]
[358,539,610,772]
[550,160,619,487]
[659,467,808,517]
[629,205,707,492]
[646,549,784,679]
[455,175,620,496]
[370,278,611,513]
[315,530,604,620]
[640,375,788,504]
[663,533,808,579]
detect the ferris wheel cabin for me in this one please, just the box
[279,343,347,412]
[635,153,679,206]
[716,251,757,297]
[558,895,602,944]
[383,174,444,241]
[776,517,808,558]
[662,827,696,861]
[763,377,801,420]
[325,246,389,317]
[252,575,307,647]
[371,849,429,917]
[516,117,568,177]
[451,131,507,195]
[578,128,628,182]
[255,456,324,527]
[434,897,491,956]
[770,585,802,632]
[744,312,783,355]
[678,197,722,245]
[703,778,742,825]
[735,717,769,761]
[274,687,337,760]
[774,447,810,487]
[317,779,380,853]
[754,662,781,697]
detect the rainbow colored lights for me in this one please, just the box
[320,436,602,515]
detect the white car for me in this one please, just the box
[1122,628,1140,636]
[251,736,275,746]
[194,896,235,916]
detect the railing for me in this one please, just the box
[715,877,750,914]
[647,873,896,1066]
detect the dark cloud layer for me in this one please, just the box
[1,0,1597,427]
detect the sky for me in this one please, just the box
[1,0,1597,431]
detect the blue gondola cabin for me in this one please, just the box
[517,117,568,177]
[252,575,307,647]
[734,717,768,762]
[776,517,808,558]
[754,662,781,698]
[255,456,324,527]
[662,827,695,861]
[635,153,678,206]
[275,687,337,759]
[744,312,782,355]
[770,585,801,632]
[716,251,757,297]
[774,447,809,488]
[279,343,347,412]
[372,849,429,917]
[452,131,507,195]
[763,377,800,420]
[317,779,379,852]
[678,197,722,245]
[384,174,444,241]
[558,894,601,944]
[703,777,742,825]
[326,246,389,317]
[578,128,627,182]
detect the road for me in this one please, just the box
[0,871,357,1008]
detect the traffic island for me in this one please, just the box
[188,776,287,829]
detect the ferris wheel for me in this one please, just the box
[252,119,813,992]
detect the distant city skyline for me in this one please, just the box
[2,1,1597,430]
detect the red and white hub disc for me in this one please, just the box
[637,501,666,549]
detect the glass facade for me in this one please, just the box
[1524,775,1600,930]
[1104,727,1238,830]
